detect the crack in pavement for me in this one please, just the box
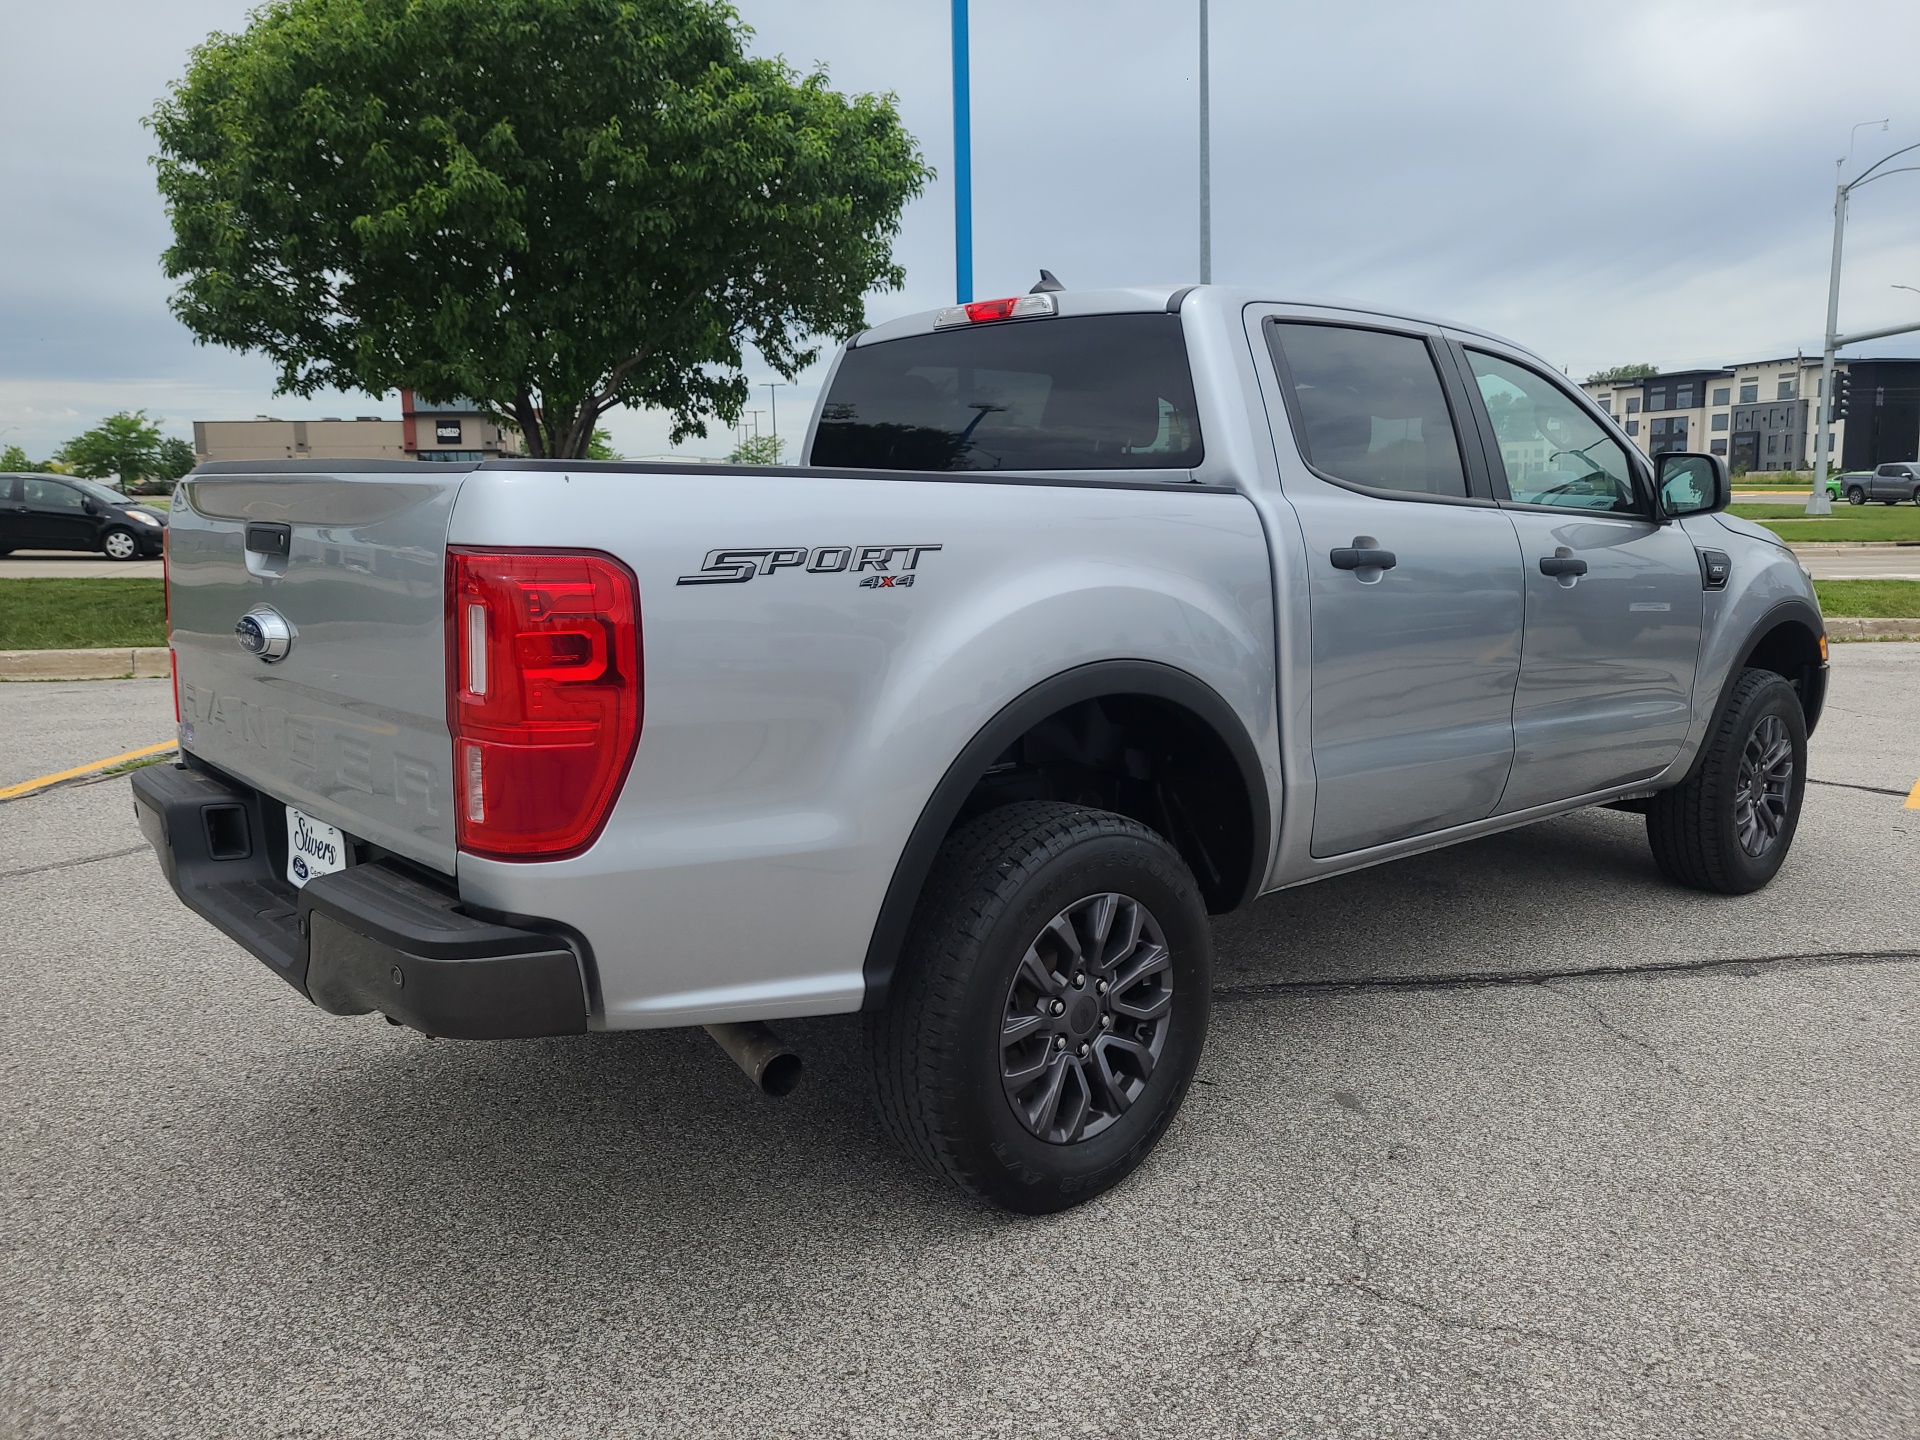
[1538,980,1684,1076]
[1807,777,1914,798]
[0,845,149,883]
[1213,948,1920,1000]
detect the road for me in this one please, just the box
[2,651,1917,1438]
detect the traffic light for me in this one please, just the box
[1830,371,1853,421]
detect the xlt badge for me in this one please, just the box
[678,544,941,586]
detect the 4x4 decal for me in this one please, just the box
[677,544,941,586]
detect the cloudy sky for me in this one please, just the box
[4,0,1919,460]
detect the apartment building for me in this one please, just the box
[1581,356,1920,473]
[193,393,523,465]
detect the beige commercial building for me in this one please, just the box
[194,393,523,466]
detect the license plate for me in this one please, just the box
[285,807,349,888]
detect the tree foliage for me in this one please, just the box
[55,412,165,486]
[1586,363,1659,385]
[726,433,784,465]
[157,437,199,481]
[586,428,622,461]
[150,0,930,458]
[0,444,44,473]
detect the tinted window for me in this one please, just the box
[1267,322,1468,497]
[811,314,1201,471]
[22,478,84,511]
[1467,351,1640,514]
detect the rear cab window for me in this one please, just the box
[811,313,1202,472]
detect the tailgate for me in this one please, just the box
[169,468,465,874]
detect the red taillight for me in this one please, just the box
[934,293,1058,328]
[446,549,642,859]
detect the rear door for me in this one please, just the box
[1453,344,1704,811]
[1262,316,1526,857]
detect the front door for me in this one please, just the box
[17,477,96,550]
[1457,347,1704,812]
[1264,318,1526,857]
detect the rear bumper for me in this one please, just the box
[130,759,589,1039]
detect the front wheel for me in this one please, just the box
[101,528,141,560]
[1645,668,1807,894]
[866,802,1212,1213]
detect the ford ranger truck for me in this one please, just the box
[133,284,1827,1213]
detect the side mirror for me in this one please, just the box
[81,499,99,515]
[1655,452,1729,518]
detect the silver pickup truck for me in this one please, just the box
[133,284,1827,1212]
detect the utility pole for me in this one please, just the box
[1807,134,1920,515]
[1198,0,1211,284]
[765,382,787,458]
[952,0,973,303]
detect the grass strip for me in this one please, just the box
[1729,503,1920,544]
[1813,579,1920,619]
[0,578,166,649]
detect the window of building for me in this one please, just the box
[1598,397,1612,415]
[1777,379,1796,400]
[1649,416,1689,454]
[1710,438,1728,455]
[1766,435,1777,454]
[1626,419,1639,435]
[1625,398,1640,414]
[1712,387,1730,406]
[1739,382,1759,403]
[1675,384,1694,408]
[1648,387,1667,410]
[1711,413,1728,431]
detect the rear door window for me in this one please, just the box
[1266,322,1469,498]
[811,313,1202,471]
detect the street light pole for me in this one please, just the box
[765,382,787,459]
[952,0,973,304]
[1198,0,1211,284]
[1807,136,1920,516]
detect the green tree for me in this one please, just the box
[1586,363,1659,385]
[157,436,199,483]
[150,0,929,459]
[0,444,42,472]
[55,411,164,486]
[586,429,622,461]
[726,433,785,465]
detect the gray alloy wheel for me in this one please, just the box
[1846,485,1866,505]
[999,891,1173,1145]
[102,528,140,560]
[1733,714,1794,857]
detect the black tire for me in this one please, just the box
[101,527,141,561]
[1845,485,1866,505]
[866,801,1212,1214]
[1645,668,1807,894]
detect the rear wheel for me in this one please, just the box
[1646,668,1806,894]
[866,801,1211,1213]
[1846,485,1867,505]
[101,528,140,560]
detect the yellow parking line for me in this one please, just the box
[0,740,177,802]
[1906,777,1920,810]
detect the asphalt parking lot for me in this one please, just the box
[3,650,1917,1438]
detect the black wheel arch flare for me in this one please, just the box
[861,660,1271,1010]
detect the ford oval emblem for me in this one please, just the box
[235,606,295,663]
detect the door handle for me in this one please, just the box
[1330,539,1397,572]
[1538,547,1588,578]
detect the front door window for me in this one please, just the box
[1468,353,1641,513]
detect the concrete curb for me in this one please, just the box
[0,648,170,680]
[1788,541,1920,554]
[1825,618,1920,642]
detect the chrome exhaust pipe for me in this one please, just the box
[703,1021,802,1097]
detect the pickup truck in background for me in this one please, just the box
[1838,462,1920,504]
[133,284,1827,1212]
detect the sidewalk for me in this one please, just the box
[0,648,170,680]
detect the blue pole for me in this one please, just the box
[952,0,973,303]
